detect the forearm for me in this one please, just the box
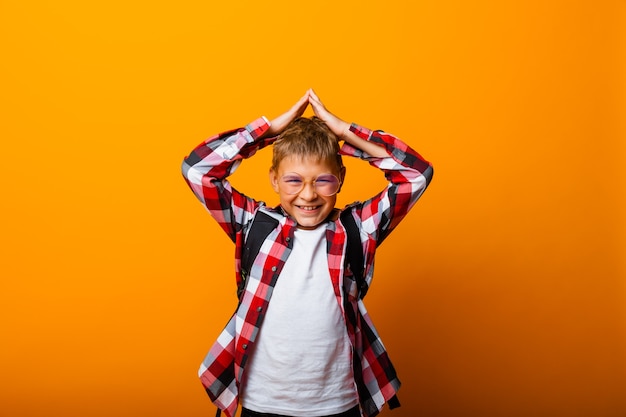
[342,124,433,182]
[181,118,272,238]
[182,118,272,186]
[340,122,390,158]
[342,124,433,242]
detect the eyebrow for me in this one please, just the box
[281,172,337,177]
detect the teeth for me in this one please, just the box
[299,206,319,211]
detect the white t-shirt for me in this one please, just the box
[241,225,358,416]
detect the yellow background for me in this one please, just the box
[1,1,624,416]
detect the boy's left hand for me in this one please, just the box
[309,89,390,158]
[308,89,351,140]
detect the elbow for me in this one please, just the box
[181,149,201,181]
[423,164,434,188]
[181,158,191,181]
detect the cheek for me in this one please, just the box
[321,196,338,212]
[326,195,338,205]
[278,191,295,205]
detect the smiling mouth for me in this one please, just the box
[296,205,321,211]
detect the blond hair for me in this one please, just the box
[271,117,343,172]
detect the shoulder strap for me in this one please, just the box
[341,209,398,406]
[239,210,367,300]
[340,209,368,299]
[238,211,279,300]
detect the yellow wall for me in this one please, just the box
[1,1,624,416]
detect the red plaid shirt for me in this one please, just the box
[182,117,433,417]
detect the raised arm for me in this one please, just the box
[309,89,433,244]
[181,92,311,240]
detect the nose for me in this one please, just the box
[298,181,318,200]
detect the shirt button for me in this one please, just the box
[271,266,277,272]
[286,237,291,242]
[242,344,248,350]
[256,307,262,312]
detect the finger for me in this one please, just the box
[311,95,324,112]
[297,100,310,117]
[290,93,310,118]
[309,99,322,117]
[309,88,320,102]
[310,100,327,120]
[293,92,309,110]
[308,92,323,111]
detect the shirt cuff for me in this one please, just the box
[245,116,271,140]
[349,123,373,141]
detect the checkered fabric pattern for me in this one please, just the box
[181,117,433,417]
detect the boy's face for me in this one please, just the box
[270,155,345,230]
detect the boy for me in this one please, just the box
[181,90,433,417]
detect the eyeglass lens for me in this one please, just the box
[280,174,340,196]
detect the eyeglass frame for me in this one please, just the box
[277,172,343,196]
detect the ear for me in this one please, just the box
[269,168,280,193]
[337,166,347,193]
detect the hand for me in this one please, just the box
[264,91,311,137]
[310,89,389,157]
[308,89,350,139]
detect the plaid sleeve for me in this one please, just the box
[340,124,433,245]
[181,117,274,241]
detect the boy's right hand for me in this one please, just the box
[262,91,310,138]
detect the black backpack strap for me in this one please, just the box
[340,209,368,299]
[341,210,401,410]
[238,211,279,300]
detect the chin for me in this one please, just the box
[292,209,333,229]
[295,219,325,230]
